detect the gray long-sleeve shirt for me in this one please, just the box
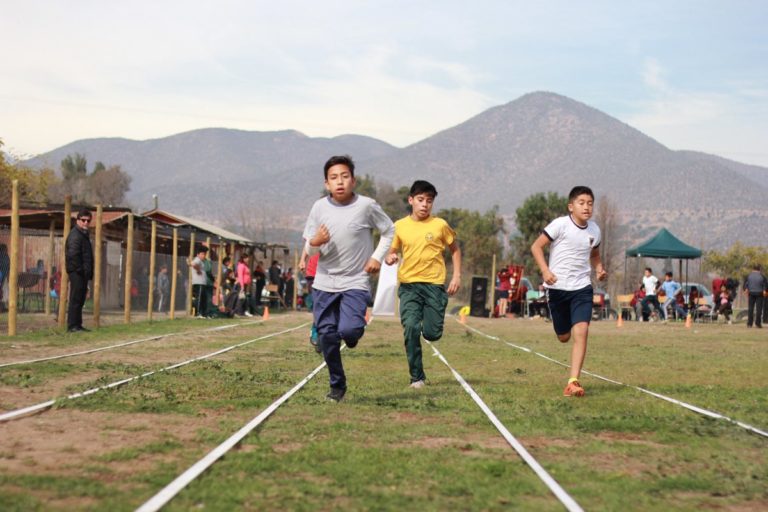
[303,194,394,293]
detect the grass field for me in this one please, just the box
[0,311,766,511]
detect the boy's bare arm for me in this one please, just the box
[447,241,461,295]
[384,247,399,265]
[531,234,557,285]
[590,247,607,281]
[298,247,308,272]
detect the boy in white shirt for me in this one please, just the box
[531,186,607,397]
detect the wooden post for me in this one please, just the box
[57,196,72,328]
[93,205,103,328]
[489,254,497,318]
[147,220,157,320]
[44,220,55,315]
[293,245,298,310]
[186,232,195,316]
[215,238,223,308]
[7,180,20,336]
[170,227,178,320]
[123,213,134,324]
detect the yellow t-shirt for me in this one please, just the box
[391,215,456,284]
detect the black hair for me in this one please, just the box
[197,246,209,254]
[409,180,438,198]
[644,267,652,273]
[568,186,594,202]
[665,272,673,278]
[323,155,355,179]
[77,208,92,219]
[223,256,231,265]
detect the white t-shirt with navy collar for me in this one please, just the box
[542,215,601,291]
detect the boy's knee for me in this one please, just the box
[339,326,365,347]
[422,326,444,342]
[557,333,571,343]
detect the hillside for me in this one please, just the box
[22,92,768,250]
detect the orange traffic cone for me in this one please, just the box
[459,311,466,324]
[685,313,692,328]
[263,306,270,320]
[616,313,624,327]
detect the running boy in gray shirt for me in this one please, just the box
[303,155,394,401]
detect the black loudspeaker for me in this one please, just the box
[470,276,488,317]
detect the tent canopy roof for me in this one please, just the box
[625,228,702,259]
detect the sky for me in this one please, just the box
[2,1,767,167]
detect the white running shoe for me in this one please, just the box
[409,380,425,389]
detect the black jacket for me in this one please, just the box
[65,227,94,280]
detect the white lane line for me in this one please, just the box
[135,355,330,512]
[0,323,309,423]
[0,320,265,368]
[426,340,584,512]
[456,319,768,439]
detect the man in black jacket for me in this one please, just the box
[66,208,94,332]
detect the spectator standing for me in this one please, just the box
[716,284,733,324]
[235,254,253,317]
[156,264,170,313]
[743,264,767,328]
[0,244,9,312]
[65,208,94,332]
[299,249,321,350]
[252,261,266,306]
[190,246,211,318]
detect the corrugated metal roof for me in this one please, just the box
[141,209,253,244]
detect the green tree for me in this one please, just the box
[0,140,58,205]
[509,192,568,277]
[703,243,768,281]
[439,206,505,280]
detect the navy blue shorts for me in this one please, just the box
[547,286,594,335]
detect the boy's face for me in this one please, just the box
[198,251,207,260]
[644,269,651,277]
[324,164,356,204]
[567,193,593,224]
[408,193,435,220]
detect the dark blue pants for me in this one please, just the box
[313,289,370,390]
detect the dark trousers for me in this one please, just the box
[192,284,210,317]
[254,279,265,305]
[67,272,88,329]
[313,289,369,391]
[747,293,764,327]
[398,283,448,383]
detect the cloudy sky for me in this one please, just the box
[2,1,767,166]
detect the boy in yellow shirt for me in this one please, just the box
[385,180,462,388]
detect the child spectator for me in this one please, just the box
[660,272,682,321]
[385,180,462,389]
[531,186,606,397]
[717,284,733,324]
[303,155,394,402]
[299,249,321,351]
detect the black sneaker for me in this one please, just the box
[344,338,359,349]
[79,326,91,332]
[326,387,346,402]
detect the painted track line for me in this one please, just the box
[456,319,768,439]
[136,347,343,512]
[426,340,583,512]
[0,322,309,423]
[0,320,264,369]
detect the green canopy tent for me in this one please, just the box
[624,228,702,290]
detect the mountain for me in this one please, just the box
[23,92,768,250]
